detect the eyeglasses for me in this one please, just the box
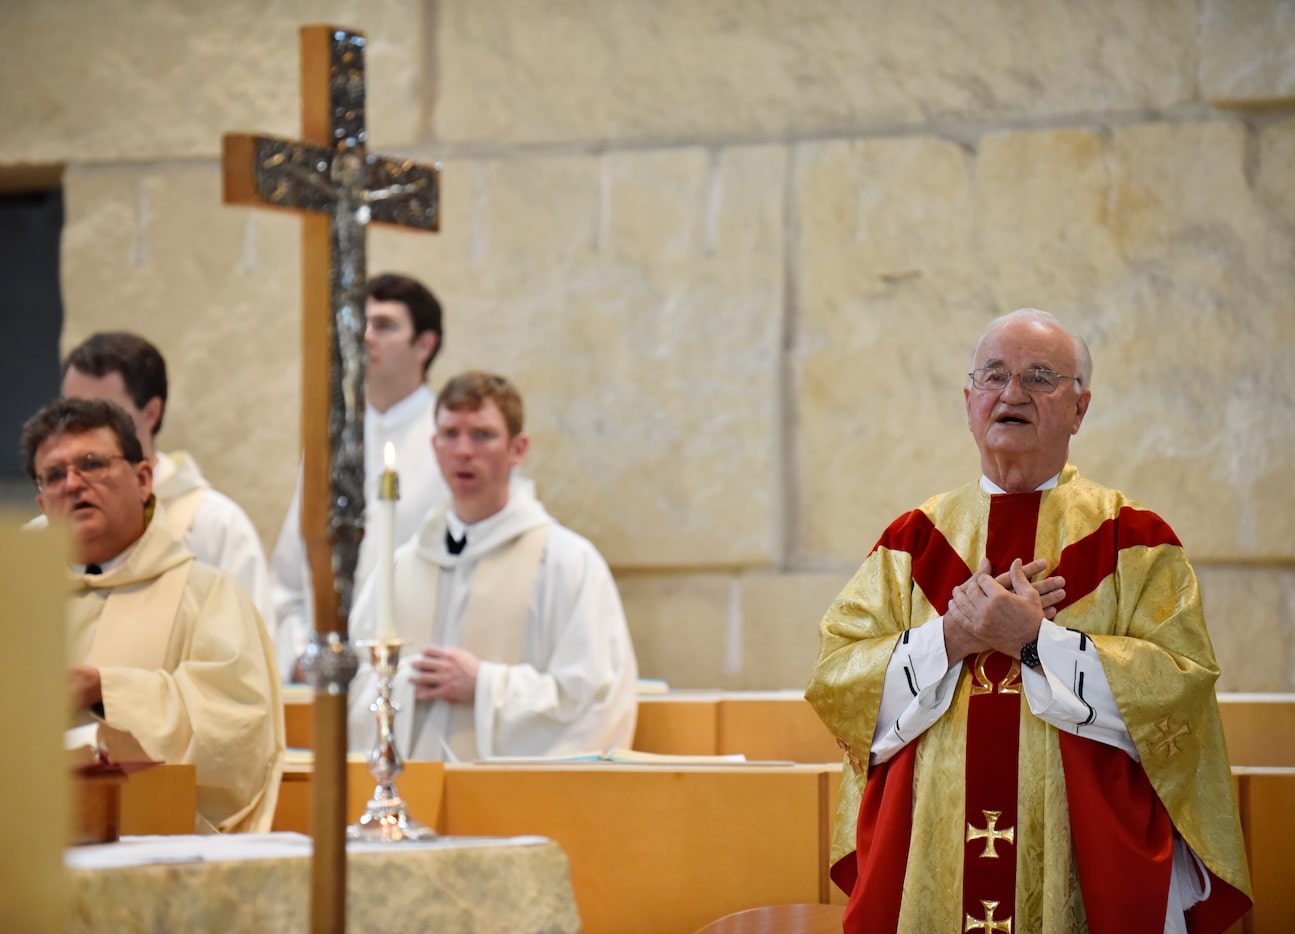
[968,366,1078,395]
[35,453,132,492]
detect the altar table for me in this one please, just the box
[64,832,580,933]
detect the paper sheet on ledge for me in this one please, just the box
[64,833,553,870]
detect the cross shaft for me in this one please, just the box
[220,24,441,934]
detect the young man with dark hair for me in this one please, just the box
[22,397,283,833]
[59,331,272,622]
[269,272,450,680]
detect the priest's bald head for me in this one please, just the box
[21,397,154,566]
[964,308,1093,494]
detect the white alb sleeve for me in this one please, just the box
[872,617,1138,763]
[1020,618,1137,758]
[869,620,962,765]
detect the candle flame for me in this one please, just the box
[384,442,396,470]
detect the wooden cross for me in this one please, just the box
[221,24,439,934]
[965,809,1016,859]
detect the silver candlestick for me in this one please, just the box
[346,638,436,841]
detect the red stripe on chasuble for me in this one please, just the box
[1050,506,1181,612]
[962,492,1040,932]
[838,510,970,932]
[840,743,917,933]
[874,509,972,615]
[1058,734,1175,933]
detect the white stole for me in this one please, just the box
[397,525,550,760]
[82,564,190,673]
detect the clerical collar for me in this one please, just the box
[981,471,1061,495]
[444,500,511,553]
[445,510,468,543]
[74,542,135,576]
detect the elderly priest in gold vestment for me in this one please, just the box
[806,309,1251,933]
[22,397,284,833]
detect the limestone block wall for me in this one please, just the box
[3,0,1292,691]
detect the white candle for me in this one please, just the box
[376,441,399,640]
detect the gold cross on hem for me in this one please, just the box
[965,899,1012,933]
[966,809,1015,858]
[1150,717,1190,758]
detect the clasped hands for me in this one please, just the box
[943,557,1066,666]
[409,645,480,703]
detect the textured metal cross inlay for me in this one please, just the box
[966,809,1015,858]
[965,899,1012,933]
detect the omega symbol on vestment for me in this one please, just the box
[970,651,1022,696]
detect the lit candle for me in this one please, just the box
[376,441,399,640]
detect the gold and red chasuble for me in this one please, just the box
[959,491,1040,933]
[816,468,1253,934]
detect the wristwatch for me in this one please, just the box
[1020,639,1041,669]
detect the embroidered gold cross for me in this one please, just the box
[966,809,1015,858]
[965,899,1012,932]
[1151,717,1190,758]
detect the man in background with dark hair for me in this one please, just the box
[269,272,450,680]
[58,331,272,623]
[21,397,283,833]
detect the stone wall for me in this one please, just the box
[3,0,1292,690]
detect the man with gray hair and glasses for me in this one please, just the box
[21,397,283,833]
[806,308,1251,932]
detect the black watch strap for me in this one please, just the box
[1020,639,1041,669]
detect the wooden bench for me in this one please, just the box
[633,691,1295,767]
[444,762,835,934]
[288,690,1295,767]
[120,764,197,835]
